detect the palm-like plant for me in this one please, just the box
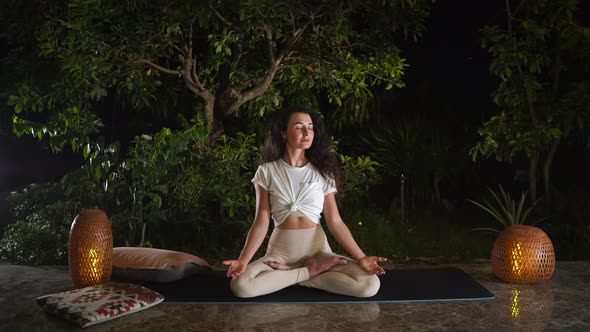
[468,185,548,233]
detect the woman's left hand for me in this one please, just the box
[358,256,388,275]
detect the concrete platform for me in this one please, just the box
[1,262,588,331]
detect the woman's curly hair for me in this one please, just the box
[263,105,342,192]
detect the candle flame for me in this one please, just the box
[511,242,523,279]
[88,248,103,282]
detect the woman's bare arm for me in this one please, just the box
[223,184,271,276]
[323,193,387,275]
[323,193,366,260]
[237,184,272,263]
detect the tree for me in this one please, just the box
[470,0,590,202]
[4,0,430,150]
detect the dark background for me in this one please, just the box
[1,0,588,193]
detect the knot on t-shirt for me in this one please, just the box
[289,203,299,212]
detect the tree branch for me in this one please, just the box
[209,1,232,27]
[190,57,207,92]
[505,0,513,34]
[187,23,193,58]
[225,20,312,114]
[511,0,529,18]
[550,35,562,103]
[505,0,538,125]
[165,39,186,56]
[215,2,326,117]
[230,48,242,71]
[334,42,369,51]
[137,59,180,75]
[543,138,559,202]
[263,24,274,65]
[178,56,215,125]
[276,20,310,64]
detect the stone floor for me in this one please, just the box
[1,261,588,331]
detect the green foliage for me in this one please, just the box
[342,211,404,258]
[467,185,547,233]
[164,131,261,257]
[60,141,122,211]
[0,221,65,265]
[58,126,260,255]
[0,183,80,265]
[402,210,495,262]
[338,209,494,262]
[57,124,215,247]
[8,84,104,153]
[471,0,590,163]
[103,126,211,246]
[126,127,209,219]
[544,189,590,260]
[3,0,431,150]
[365,116,467,209]
[338,154,380,210]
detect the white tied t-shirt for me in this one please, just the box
[251,159,337,226]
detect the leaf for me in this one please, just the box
[94,167,103,181]
[83,144,91,159]
[471,227,502,233]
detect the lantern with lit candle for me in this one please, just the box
[68,209,113,287]
[491,225,555,284]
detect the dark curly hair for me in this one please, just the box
[263,105,342,192]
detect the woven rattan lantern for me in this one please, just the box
[491,225,555,284]
[68,209,113,287]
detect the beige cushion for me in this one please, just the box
[113,247,210,270]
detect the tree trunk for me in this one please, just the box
[543,139,560,203]
[528,151,540,202]
[138,222,147,247]
[433,172,441,204]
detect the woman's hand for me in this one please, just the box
[222,259,248,278]
[357,256,388,275]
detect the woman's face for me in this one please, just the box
[283,112,314,151]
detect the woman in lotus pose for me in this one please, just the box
[223,105,387,298]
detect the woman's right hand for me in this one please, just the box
[222,259,247,278]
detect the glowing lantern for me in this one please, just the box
[68,209,113,287]
[491,225,555,284]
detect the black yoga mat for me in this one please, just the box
[134,267,495,303]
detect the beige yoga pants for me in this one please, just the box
[230,226,380,298]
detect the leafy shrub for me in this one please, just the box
[155,132,261,258]
[0,183,80,264]
[467,185,548,232]
[364,116,471,212]
[339,155,380,211]
[1,130,405,263]
[543,189,590,260]
[0,220,66,265]
[341,211,405,258]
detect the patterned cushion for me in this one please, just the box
[36,282,164,328]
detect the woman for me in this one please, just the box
[222,105,387,298]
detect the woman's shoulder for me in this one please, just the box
[256,159,282,171]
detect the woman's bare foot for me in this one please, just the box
[304,256,348,277]
[264,261,304,270]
